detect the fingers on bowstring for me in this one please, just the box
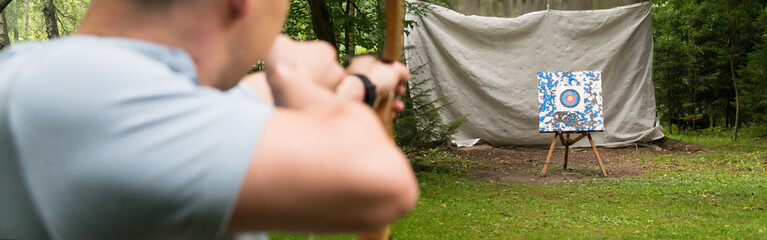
[392,100,405,113]
[396,84,406,96]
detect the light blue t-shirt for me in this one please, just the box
[0,35,272,239]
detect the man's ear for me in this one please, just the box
[228,0,248,21]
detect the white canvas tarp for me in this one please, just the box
[404,1,664,147]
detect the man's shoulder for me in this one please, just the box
[1,35,204,108]
[1,36,175,78]
[1,36,214,127]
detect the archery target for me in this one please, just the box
[555,86,585,112]
[537,71,604,132]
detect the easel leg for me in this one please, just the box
[563,133,570,170]
[541,132,559,176]
[587,133,607,177]
[563,145,569,170]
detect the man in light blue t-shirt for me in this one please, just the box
[0,0,418,238]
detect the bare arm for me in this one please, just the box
[241,72,274,104]
[243,53,406,112]
[228,104,417,232]
[227,37,417,233]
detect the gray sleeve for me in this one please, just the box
[8,50,273,240]
[226,81,262,102]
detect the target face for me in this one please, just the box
[560,90,580,108]
[555,86,586,112]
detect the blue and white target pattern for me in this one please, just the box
[537,71,604,132]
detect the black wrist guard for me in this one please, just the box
[354,74,376,107]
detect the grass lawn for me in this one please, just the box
[271,128,767,239]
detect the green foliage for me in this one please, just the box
[668,124,767,148]
[3,0,88,42]
[738,13,767,123]
[281,0,432,58]
[652,0,767,132]
[282,0,382,55]
[394,64,466,150]
[282,0,314,41]
[747,123,767,137]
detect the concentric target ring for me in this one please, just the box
[559,89,580,108]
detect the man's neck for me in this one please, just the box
[76,0,231,88]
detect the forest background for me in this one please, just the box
[1,0,766,142]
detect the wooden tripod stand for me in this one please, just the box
[541,131,607,177]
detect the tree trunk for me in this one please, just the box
[344,0,354,58]
[0,11,9,50]
[42,0,58,39]
[10,6,16,39]
[666,31,673,134]
[0,16,8,50]
[688,29,697,131]
[308,0,337,50]
[729,30,739,141]
[0,0,12,13]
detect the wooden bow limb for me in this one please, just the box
[376,0,403,138]
[357,0,403,239]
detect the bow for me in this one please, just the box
[374,0,403,133]
[357,0,403,239]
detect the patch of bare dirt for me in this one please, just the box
[448,137,708,185]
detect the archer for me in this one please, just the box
[0,0,417,238]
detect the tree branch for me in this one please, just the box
[56,8,69,34]
[1,0,13,14]
[348,0,369,20]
